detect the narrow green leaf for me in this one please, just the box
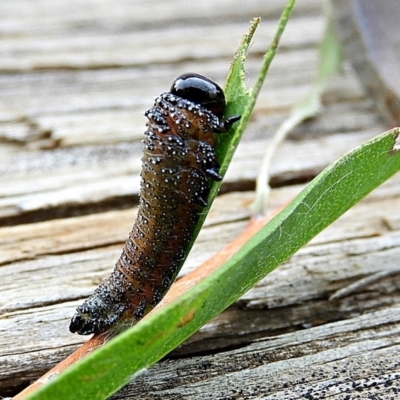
[196,0,296,241]
[190,16,258,241]
[30,127,400,399]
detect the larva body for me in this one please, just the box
[70,74,240,335]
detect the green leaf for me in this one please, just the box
[190,16,258,241]
[30,126,400,399]
[196,0,297,243]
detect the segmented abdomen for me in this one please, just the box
[70,92,228,335]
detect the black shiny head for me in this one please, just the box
[170,73,226,117]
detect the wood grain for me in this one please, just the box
[1,0,399,398]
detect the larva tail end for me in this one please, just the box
[69,312,98,335]
[70,297,127,335]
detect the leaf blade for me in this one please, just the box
[29,124,400,399]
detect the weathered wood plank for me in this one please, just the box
[0,0,322,72]
[1,0,399,398]
[112,307,400,399]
